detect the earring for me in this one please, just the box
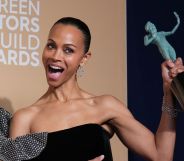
[77,66,85,77]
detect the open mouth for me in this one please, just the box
[48,65,65,73]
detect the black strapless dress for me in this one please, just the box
[0,108,113,161]
[28,124,113,161]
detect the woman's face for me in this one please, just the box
[42,24,89,87]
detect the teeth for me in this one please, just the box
[48,64,64,73]
[49,65,62,70]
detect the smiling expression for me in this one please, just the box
[42,24,89,87]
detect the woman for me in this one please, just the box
[8,17,183,161]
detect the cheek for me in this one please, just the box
[66,55,83,68]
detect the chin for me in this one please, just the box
[47,80,64,88]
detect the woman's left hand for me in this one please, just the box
[169,57,184,78]
[161,57,184,92]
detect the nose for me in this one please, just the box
[52,49,64,61]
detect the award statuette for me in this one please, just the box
[144,12,184,110]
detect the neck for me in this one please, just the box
[46,80,83,103]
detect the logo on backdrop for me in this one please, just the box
[0,0,40,67]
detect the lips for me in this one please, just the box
[47,64,65,80]
[48,65,64,73]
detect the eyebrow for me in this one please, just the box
[47,39,56,44]
[47,39,57,46]
[47,39,77,48]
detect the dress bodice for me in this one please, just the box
[0,108,113,161]
[28,124,113,161]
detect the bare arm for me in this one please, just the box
[109,96,175,161]
[107,58,184,161]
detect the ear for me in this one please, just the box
[80,51,92,66]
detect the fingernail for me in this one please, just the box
[100,155,105,160]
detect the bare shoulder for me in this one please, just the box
[95,94,126,108]
[12,105,39,122]
[95,94,133,118]
[9,105,39,138]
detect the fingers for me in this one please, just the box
[88,155,105,161]
[161,58,184,93]
[170,67,184,78]
[161,60,174,79]
[161,59,174,70]
[170,58,184,77]
[161,58,184,79]
[161,57,183,71]
[175,57,183,66]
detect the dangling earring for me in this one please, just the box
[77,65,85,77]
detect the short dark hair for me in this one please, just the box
[53,17,91,53]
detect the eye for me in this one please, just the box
[46,43,56,50]
[64,47,74,54]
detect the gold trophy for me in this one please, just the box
[144,12,184,110]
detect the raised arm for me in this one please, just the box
[109,94,174,161]
[107,58,183,161]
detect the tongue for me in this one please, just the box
[48,72,62,80]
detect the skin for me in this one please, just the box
[9,23,184,161]
[89,155,104,161]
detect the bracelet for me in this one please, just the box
[161,96,179,119]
